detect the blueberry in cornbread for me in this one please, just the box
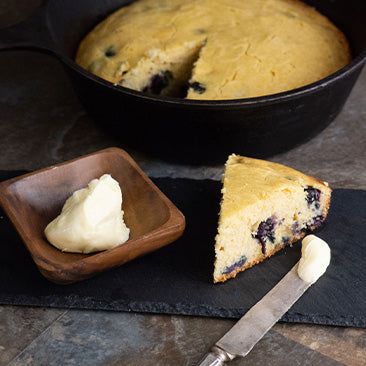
[214,154,332,283]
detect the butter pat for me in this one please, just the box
[45,174,130,253]
[298,235,331,284]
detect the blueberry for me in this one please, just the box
[292,221,301,235]
[223,255,247,275]
[310,215,324,229]
[305,186,321,206]
[105,46,117,57]
[189,82,206,94]
[282,237,291,246]
[142,70,173,95]
[254,217,277,255]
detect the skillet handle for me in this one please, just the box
[0,0,53,53]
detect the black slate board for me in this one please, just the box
[0,171,365,327]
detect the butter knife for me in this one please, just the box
[198,262,311,365]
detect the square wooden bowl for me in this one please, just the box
[0,148,185,284]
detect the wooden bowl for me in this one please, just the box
[0,148,186,284]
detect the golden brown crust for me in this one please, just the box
[321,185,332,221]
[76,0,351,100]
[281,0,351,62]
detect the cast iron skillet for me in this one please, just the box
[0,0,365,164]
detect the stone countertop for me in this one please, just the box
[0,3,365,366]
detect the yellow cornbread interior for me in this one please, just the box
[214,155,332,283]
[76,0,351,100]
[120,40,204,97]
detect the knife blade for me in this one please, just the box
[198,261,310,365]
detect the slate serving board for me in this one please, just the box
[0,171,365,327]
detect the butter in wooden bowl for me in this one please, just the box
[45,174,130,254]
[0,148,185,284]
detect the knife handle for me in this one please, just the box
[197,346,236,366]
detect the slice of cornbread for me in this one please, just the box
[214,155,331,283]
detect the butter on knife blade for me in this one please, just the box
[198,235,331,366]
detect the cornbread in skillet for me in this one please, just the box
[76,0,350,100]
[214,155,331,283]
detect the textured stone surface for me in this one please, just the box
[7,311,344,366]
[274,323,366,366]
[0,306,66,365]
[0,2,365,365]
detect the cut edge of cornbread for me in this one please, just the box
[118,40,206,97]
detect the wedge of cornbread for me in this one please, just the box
[214,155,331,283]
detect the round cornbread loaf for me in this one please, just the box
[76,0,351,100]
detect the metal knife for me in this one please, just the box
[198,262,311,365]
